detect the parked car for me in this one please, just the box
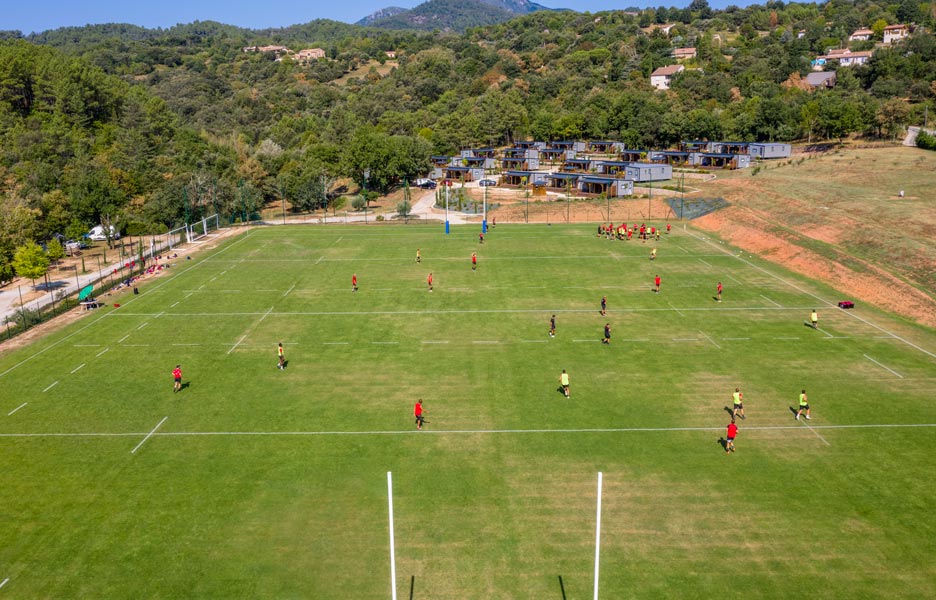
[415,179,437,189]
[86,225,120,241]
[478,179,497,187]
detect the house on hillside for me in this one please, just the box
[294,48,326,63]
[546,172,582,190]
[650,150,692,166]
[623,163,673,182]
[673,47,697,60]
[442,165,484,182]
[748,143,792,159]
[385,51,397,59]
[595,161,631,177]
[539,148,568,163]
[502,170,550,187]
[806,71,837,88]
[562,158,598,173]
[514,141,547,150]
[619,149,649,162]
[814,49,872,68]
[680,140,711,152]
[849,29,873,42]
[578,177,634,197]
[501,148,540,171]
[883,24,909,44]
[650,64,684,90]
[243,45,291,58]
[587,141,618,153]
[710,141,750,154]
[549,140,586,153]
[691,153,751,169]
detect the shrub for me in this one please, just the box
[916,131,936,151]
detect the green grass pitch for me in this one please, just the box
[1,223,934,598]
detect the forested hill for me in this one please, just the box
[1,0,935,281]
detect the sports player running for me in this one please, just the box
[172,364,183,393]
[414,399,425,430]
[726,419,737,453]
[559,369,570,398]
[277,342,285,370]
[796,389,811,420]
[549,314,556,338]
[732,387,745,420]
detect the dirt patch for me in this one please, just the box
[691,153,936,329]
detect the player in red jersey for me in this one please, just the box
[471,252,477,271]
[427,272,433,292]
[654,274,661,293]
[717,281,723,302]
[726,419,737,453]
[352,273,358,292]
[414,399,425,430]
[172,364,183,393]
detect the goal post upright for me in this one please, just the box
[594,471,603,600]
[387,471,398,600]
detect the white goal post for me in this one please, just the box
[188,214,221,243]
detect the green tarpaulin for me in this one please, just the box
[78,285,94,301]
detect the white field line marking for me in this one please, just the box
[725,274,744,285]
[73,344,100,347]
[472,340,500,345]
[220,271,227,276]
[227,335,248,355]
[775,337,800,340]
[137,322,149,330]
[122,344,150,347]
[154,311,165,319]
[667,301,684,317]
[863,355,904,378]
[173,343,201,346]
[371,341,399,345]
[722,337,751,341]
[8,403,27,416]
[323,342,349,346]
[0,578,7,589]
[759,294,782,307]
[283,283,297,297]
[43,381,59,392]
[1,423,934,440]
[96,347,110,358]
[593,472,603,600]
[675,245,690,253]
[315,256,325,265]
[698,258,713,268]
[0,230,250,380]
[70,363,86,374]
[130,416,168,454]
[257,306,274,324]
[686,230,936,359]
[800,421,831,446]
[118,335,130,343]
[239,254,731,263]
[522,340,548,343]
[672,338,699,342]
[198,285,205,290]
[820,326,834,338]
[170,302,180,308]
[117,306,817,318]
[333,236,343,245]
[388,472,398,600]
[700,331,721,349]
[421,341,449,345]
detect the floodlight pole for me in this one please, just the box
[387,472,397,600]
[593,471,603,600]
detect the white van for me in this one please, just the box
[87,225,120,241]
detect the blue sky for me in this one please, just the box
[2,1,752,35]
